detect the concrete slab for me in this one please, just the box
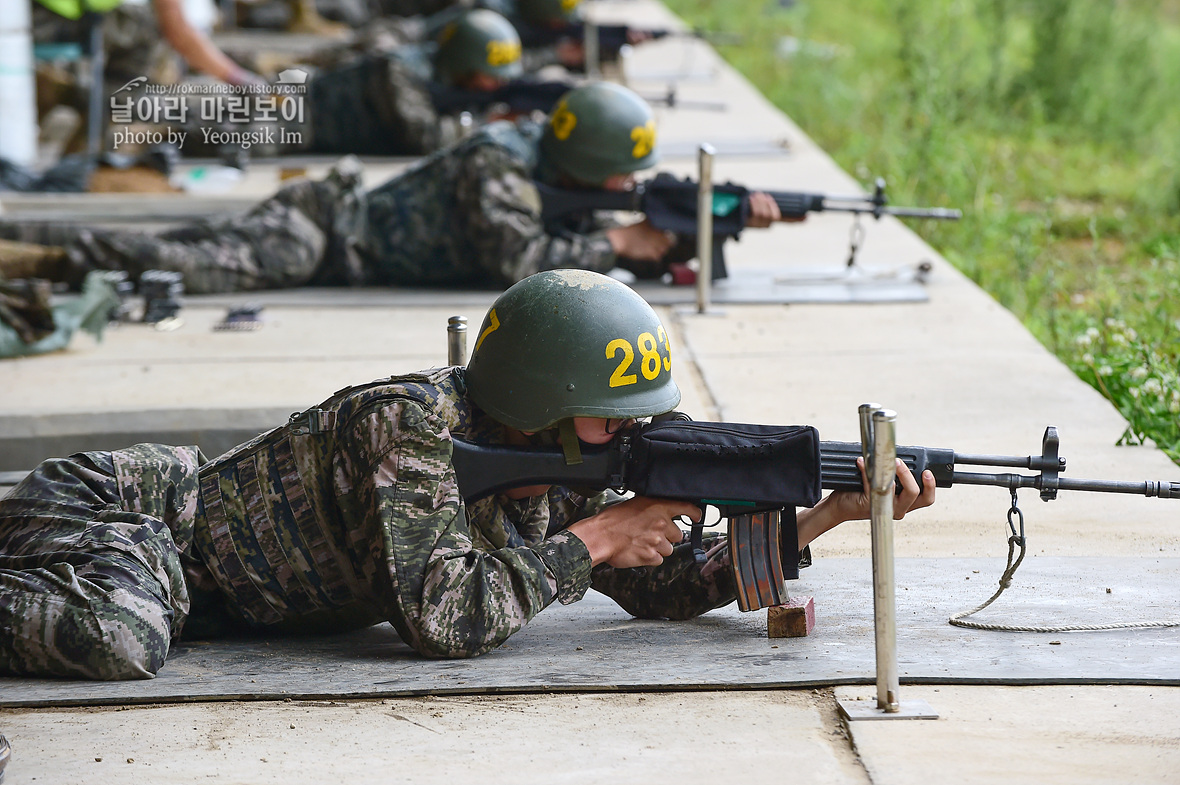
[838,685,1180,785]
[0,303,465,470]
[0,298,716,470]
[0,159,412,222]
[0,691,871,785]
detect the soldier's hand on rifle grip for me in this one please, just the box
[567,497,702,569]
[607,219,677,261]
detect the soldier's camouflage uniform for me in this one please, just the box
[0,121,618,293]
[182,43,458,159]
[0,367,736,679]
[303,44,460,156]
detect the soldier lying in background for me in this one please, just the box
[174,8,525,159]
[0,84,791,293]
[301,7,525,155]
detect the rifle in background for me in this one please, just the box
[536,173,962,278]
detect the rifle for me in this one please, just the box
[536,173,962,279]
[516,22,741,59]
[451,416,1180,612]
[428,80,725,118]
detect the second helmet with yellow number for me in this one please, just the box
[435,9,524,85]
[540,82,659,185]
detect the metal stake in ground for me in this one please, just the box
[696,143,716,314]
[448,315,468,366]
[838,404,938,721]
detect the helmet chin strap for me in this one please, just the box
[558,418,584,466]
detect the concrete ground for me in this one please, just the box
[2,1,1179,783]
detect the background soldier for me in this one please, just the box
[0,83,787,292]
[300,8,525,155]
[174,8,524,159]
[0,269,936,679]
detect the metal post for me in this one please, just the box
[458,112,475,139]
[0,0,39,165]
[85,12,105,157]
[696,143,715,314]
[447,315,468,366]
[584,20,601,80]
[870,408,900,712]
[838,403,938,722]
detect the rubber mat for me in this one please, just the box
[3,557,1175,707]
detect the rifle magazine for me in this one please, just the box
[729,509,798,612]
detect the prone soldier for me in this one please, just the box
[0,83,793,292]
[0,269,936,679]
[289,8,526,156]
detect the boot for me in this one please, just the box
[0,239,71,282]
[287,0,350,37]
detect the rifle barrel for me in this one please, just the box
[876,206,963,220]
[821,441,1180,499]
[819,203,962,220]
[1057,477,1180,498]
[769,191,961,220]
[951,471,1180,498]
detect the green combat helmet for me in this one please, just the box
[434,9,524,86]
[517,0,582,25]
[540,82,659,185]
[465,269,681,441]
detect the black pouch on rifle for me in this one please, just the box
[626,421,822,610]
[626,421,822,509]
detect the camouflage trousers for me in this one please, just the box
[0,444,210,680]
[0,158,367,295]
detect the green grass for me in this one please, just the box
[663,0,1180,463]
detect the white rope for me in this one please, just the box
[948,534,1180,633]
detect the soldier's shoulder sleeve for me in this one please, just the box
[591,532,736,620]
[340,398,592,658]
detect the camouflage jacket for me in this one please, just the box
[307,45,461,156]
[356,119,618,287]
[193,366,735,657]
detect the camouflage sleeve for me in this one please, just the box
[341,400,593,658]
[544,489,738,619]
[590,532,737,620]
[454,144,618,285]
